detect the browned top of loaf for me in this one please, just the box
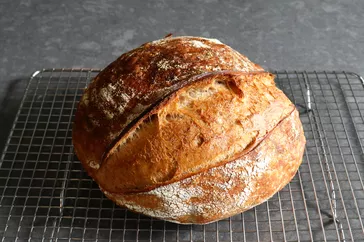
[72,36,263,174]
[81,71,295,194]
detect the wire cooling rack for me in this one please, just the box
[0,69,364,242]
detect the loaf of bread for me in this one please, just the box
[72,36,306,224]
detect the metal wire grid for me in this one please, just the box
[0,69,363,242]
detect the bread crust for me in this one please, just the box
[102,109,305,224]
[96,71,295,194]
[72,36,263,177]
[72,36,306,224]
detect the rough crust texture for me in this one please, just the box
[72,36,306,224]
[98,71,295,194]
[72,36,263,176]
[102,109,305,224]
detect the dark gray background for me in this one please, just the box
[1,0,364,151]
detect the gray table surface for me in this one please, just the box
[1,0,364,152]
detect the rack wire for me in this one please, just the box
[0,69,364,241]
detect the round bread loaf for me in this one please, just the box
[72,36,306,224]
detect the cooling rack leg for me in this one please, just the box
[306,109,347,241]
[304,72,348,241]
[306,88,312,111]
[302,73,312,112]
[31,70,42,78]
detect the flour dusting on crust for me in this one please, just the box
[107,141,274,222]
[107,153,269,223]
[189,40,211,48]
[102,111,304,224]
[150,36,223,47]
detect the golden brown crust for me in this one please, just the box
[72,36,263,177]
[102,109,305,224]
[72,35,306,224]
[96,71,295,194]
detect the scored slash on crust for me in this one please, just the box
[98,70,296,194]
[100,70,271,165]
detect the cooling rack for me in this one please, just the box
[0,69,363,242]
